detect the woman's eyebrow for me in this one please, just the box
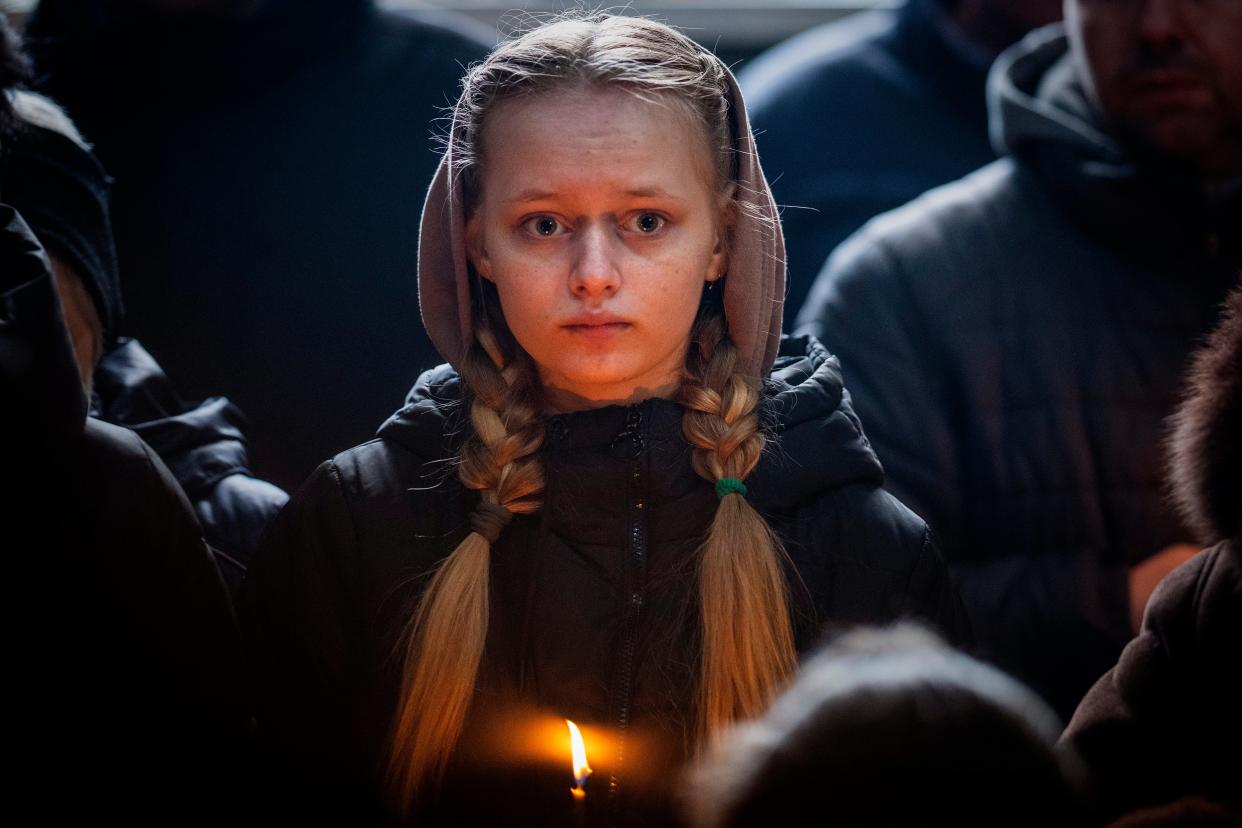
[502,186,687,204]
[625,186,684,200]
[504,188,558,204]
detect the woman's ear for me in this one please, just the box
[706,190,736,283]
[465,213,494,282]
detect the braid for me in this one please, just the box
[386,325,546,815]
[680,313,797,745]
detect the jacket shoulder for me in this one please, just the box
[796,158,1045,333]
[783,482,972,646]
[850,159,1038,263]
[789,482,930,575]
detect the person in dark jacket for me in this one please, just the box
[1059,281,1242,822]
[686,624,1088,828]
[738,0,1060,326]
[2,204,253,824]
[796,7,1242,720]
[240,14,969,827]
[23,0,493,490]
[0,80,286,588]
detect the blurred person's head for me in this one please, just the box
[685,624,1088,827]
[0,86,120,393]
[948,0,1063,54]
[1065,0,1242,178]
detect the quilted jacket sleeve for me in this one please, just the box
[797,230,1129,720]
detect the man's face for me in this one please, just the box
[1066,0,1242,176]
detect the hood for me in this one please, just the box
[378,334,885,505]
[1,204,86,446]
[92,338,251,498]
[988,25,1242,253]
[749,334,885,506]
[2,90,122,346]
[417,30,786,379]
[1167,280,1242,545]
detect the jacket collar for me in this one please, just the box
[378,334,885,510]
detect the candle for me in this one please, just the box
[566,719,592,825]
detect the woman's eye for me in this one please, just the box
[524,216,563,237]
[630,213,665,234]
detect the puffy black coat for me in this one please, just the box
[796,26,1242,720]
[239,335,970,826]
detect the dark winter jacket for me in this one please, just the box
[1059,284,1242,821]
[1060,541,1241,820]
[25,0,493,489]
[739,0,997,326]
[93,337,288,590]
[239,335,970,826]
[795,26,1242,720]
[3,206,253,823]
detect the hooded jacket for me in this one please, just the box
[240,337,969,826]
[1060,284,1242,820]
[796,25,1242,720]
[240,27,968,824]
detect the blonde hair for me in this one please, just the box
[386,14,796,815]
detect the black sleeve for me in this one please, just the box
[789,483,972,651]
[904,525,974,649]
[238,460,380,822]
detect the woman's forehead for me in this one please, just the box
[478,88,718,204]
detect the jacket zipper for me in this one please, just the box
[607,405,647,824]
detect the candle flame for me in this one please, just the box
[566,719,592,792]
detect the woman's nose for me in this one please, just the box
[568,223,621,298]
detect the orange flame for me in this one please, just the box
[566,719,592,796]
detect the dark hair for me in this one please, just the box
[686,625,1090,827]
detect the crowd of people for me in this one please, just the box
[2,1,1238,825]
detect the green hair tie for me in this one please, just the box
[715,477,748,499]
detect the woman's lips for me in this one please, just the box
[563,321,631,340]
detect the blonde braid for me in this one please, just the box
[680,313,797,746]
[386,325,546,815]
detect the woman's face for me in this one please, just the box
[466,86,729,411]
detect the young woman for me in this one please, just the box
[241,13,969,826]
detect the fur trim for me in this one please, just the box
[1167,280,1242,544]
